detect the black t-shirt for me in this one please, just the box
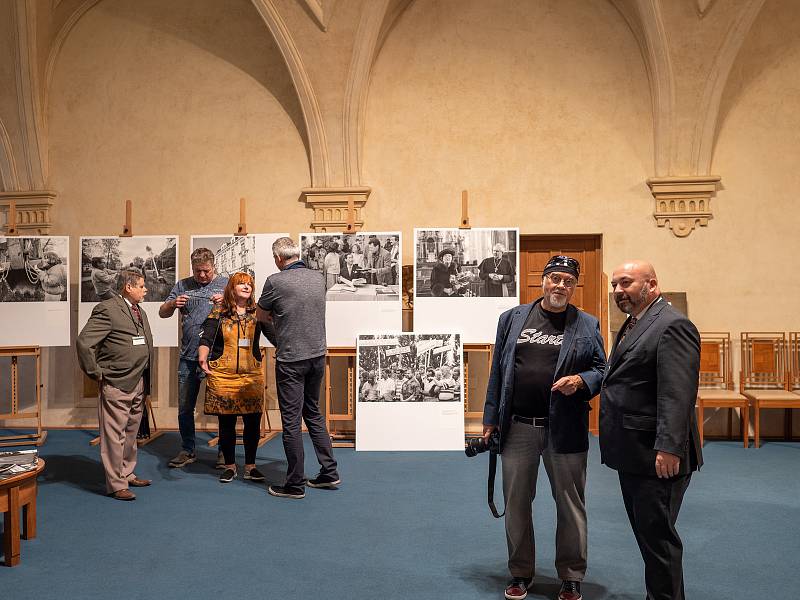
[511,304,567,418]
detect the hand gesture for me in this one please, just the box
[551,375,583,396]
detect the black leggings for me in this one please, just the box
[218,413,261,465]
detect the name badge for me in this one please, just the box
[132,336,146,346]
[238,338,250,348]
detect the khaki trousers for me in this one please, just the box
[99,378,145,494]
[501,420,588,581]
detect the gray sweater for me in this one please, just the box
[257,263,327,362]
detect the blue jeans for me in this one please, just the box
[177,359,204,453]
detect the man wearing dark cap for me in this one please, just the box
[429,248,462,296]
[483,256,606,600]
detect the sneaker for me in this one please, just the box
[215,452,225,470]
[306,474,341,489]
[268,485,305,499]
[243,467,265,482]
[168,450,196,468]
[504,577,531,600]
[558,580,582,600]
[219,468,236,483]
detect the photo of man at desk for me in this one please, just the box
[300,232,401,302]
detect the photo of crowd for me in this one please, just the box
[300,232,401,301]
[357,334,462,402]
[80,236,177,302]
[0,236,69,302]
[414,228,517,298]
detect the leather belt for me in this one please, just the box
[513,415,549,428]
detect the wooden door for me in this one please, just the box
[519,235,602,320]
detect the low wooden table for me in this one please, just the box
[1,458,45,566]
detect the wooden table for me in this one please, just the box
[1,458,45,566]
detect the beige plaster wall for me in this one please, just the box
[362,0,799,436]
[39,0,310,428]
[707,0,800,434]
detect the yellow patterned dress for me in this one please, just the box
[203,308,264,416]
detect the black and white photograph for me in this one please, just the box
[190,235,255,278]
[300,232,400,302]
[0,236,69,302]
[357,334,461,403]
[80,236,177,302]
[413,227,519,344]
[414,228,517,298]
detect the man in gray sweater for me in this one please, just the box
[257,237,340,499]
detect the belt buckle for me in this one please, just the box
[533,418,547,428]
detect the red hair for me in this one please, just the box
[221,272,256,315]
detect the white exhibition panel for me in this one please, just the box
[190,233,287,347]
[299,231,402,348]
[1,303,71,346]
[0,235,71,346]
[356,402,465,451]
[79,235,179,347]
[355,333,464,451]
[326,301,400,348]
[414,297,516,343]
[78,302,178,347]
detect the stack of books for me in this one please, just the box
[0,449,39,481]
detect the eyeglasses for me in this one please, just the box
[546,273,577,288]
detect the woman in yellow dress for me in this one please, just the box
[198,272,265,483]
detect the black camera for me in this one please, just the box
[465,431,499,457]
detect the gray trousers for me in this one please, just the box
[99,378,145,494]
[501,420,588,581]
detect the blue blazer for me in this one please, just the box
[483,298,607,454]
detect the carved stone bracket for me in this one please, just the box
[647,176,720,238]
[301,186,370,231]
[0,190,56,234]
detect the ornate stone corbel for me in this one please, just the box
[647,176,720,238]
[301,186,370,231]
[0,190,56,234]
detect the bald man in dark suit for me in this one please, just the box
[600,260,702,600]
[77,269,154,501]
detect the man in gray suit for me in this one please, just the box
[77,269,154,501]
[600,260,702,600]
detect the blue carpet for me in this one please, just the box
[1,430,798,599]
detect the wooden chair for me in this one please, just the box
[696,333,748,447]
[790,332,800,393]
[740,332,800,447]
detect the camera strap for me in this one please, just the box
[488,451,505,519]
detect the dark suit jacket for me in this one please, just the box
[483,299,607,454]
[599,297,703,476]
[77,295,154,394]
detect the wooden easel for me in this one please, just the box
[90,201,163,446]
[1,206,48,447]
[0,346,47,447]
[459,189,471,230]
[207,197,279,449]
[320,200,359,446]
